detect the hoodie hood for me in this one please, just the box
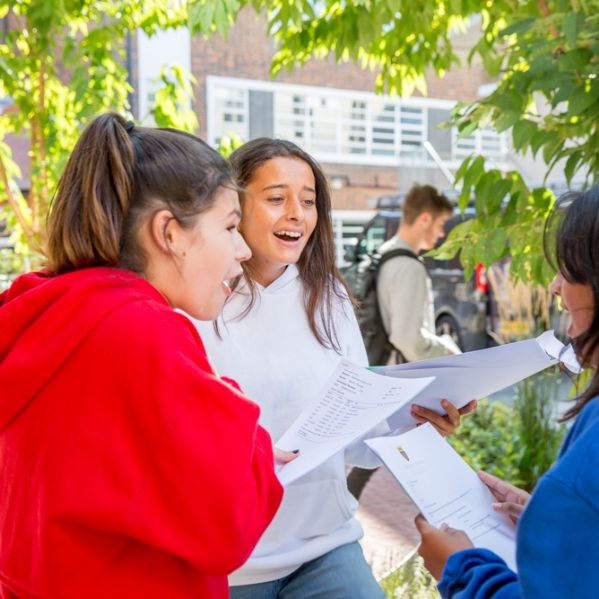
[0,267,166,431]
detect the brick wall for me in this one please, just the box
[190,8,491,211]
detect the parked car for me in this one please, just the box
[344,205,491,352]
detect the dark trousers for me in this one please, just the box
[346,466,378,500]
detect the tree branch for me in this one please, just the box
[537,0,560,39]
[0,153,34,239]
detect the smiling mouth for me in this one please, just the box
[274,230,303,241]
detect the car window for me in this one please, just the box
[356,216,388,257]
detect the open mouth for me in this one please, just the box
[222,272,243,297]
[274,230,303,241]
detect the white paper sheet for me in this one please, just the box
[377,331,579,432]
[275,359,434,485]
[366,424,517,571]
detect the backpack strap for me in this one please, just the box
[374,247,424,270]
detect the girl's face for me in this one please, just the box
[239,156,318,287]
[551,271,594,338]
[163,188,251,320]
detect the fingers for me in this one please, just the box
[478,470,526,500]
[492,500,526,525]
[411,400,461,436]
[274,448,299,464]
[442,400,461,427]
[478,470,511,501]
[492,501,525,516]
[458,399,477,415]
[411,399,475,437]
[414,513,434,534]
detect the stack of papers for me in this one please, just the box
[376,331,580,432]
[276,331,579,485]
[275,361,433,485]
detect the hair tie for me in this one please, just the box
[125,120,135,133]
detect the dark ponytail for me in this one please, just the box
[46,112,232,275]
[47,113,135,272]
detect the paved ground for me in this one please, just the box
[355,466,420,581]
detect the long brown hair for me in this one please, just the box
[46,113,232,275]
[544,188,599,420]
[229,138,349,351]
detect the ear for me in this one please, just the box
[418,212,433,227]
[149,209,179,255]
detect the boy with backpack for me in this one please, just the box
[346,184,463,498]
[376,184,458,364]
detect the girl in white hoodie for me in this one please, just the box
[195,138,471,599]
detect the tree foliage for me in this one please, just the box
[190,0,599,285]
[0,0,194,270]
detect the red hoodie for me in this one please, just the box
[0,267,282,598]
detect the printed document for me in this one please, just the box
[275,359,434,485]
[377,330,579,432]
[366,424,517,571]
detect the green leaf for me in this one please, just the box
[557,48,593,72]
[214,0,229,37]
[189,0,216,34]
[486,228,508,265]
[512,120,537,152]
[563,11,585,48]
[474,170,500,215]
[458,155,485,211]
[565,150,583,183]
[568,82,599,116]
[500,18,536,38]
[529,130,554,158]
[542,136,563,166]
[454,156,472,185]
[495,110,521,132]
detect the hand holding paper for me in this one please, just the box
[377,331,579,432]
[275,359,433,485]
[366,424,517,570]
[415,515,474,580]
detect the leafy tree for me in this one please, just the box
[190,0,599,285]
[0,0,195,271]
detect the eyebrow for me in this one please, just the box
[227,209,242,219]
[261,183,316,194]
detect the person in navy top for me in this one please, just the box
[414,186,599,598]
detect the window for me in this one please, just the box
[137,28,191,125]
[453,129,506,162]
[206,76,508,167]
[211,86,248,144]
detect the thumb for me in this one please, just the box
[274,448,299,463]
[414,514,435,535]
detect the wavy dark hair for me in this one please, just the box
[228,138,350,351]
[544,187,599,420]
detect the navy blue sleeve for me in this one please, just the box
[439,549,520,599]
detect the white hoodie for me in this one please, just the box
[193,265,380,585]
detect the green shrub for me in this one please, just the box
[449,368,566,491]
[380,551,439,598]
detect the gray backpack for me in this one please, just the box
[342,248,423,365]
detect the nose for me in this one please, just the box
[286,197,304,222]
[235,230,252,262]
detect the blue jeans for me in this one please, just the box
[229,542,386,599]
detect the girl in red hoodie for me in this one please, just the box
[0,113,283,598]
